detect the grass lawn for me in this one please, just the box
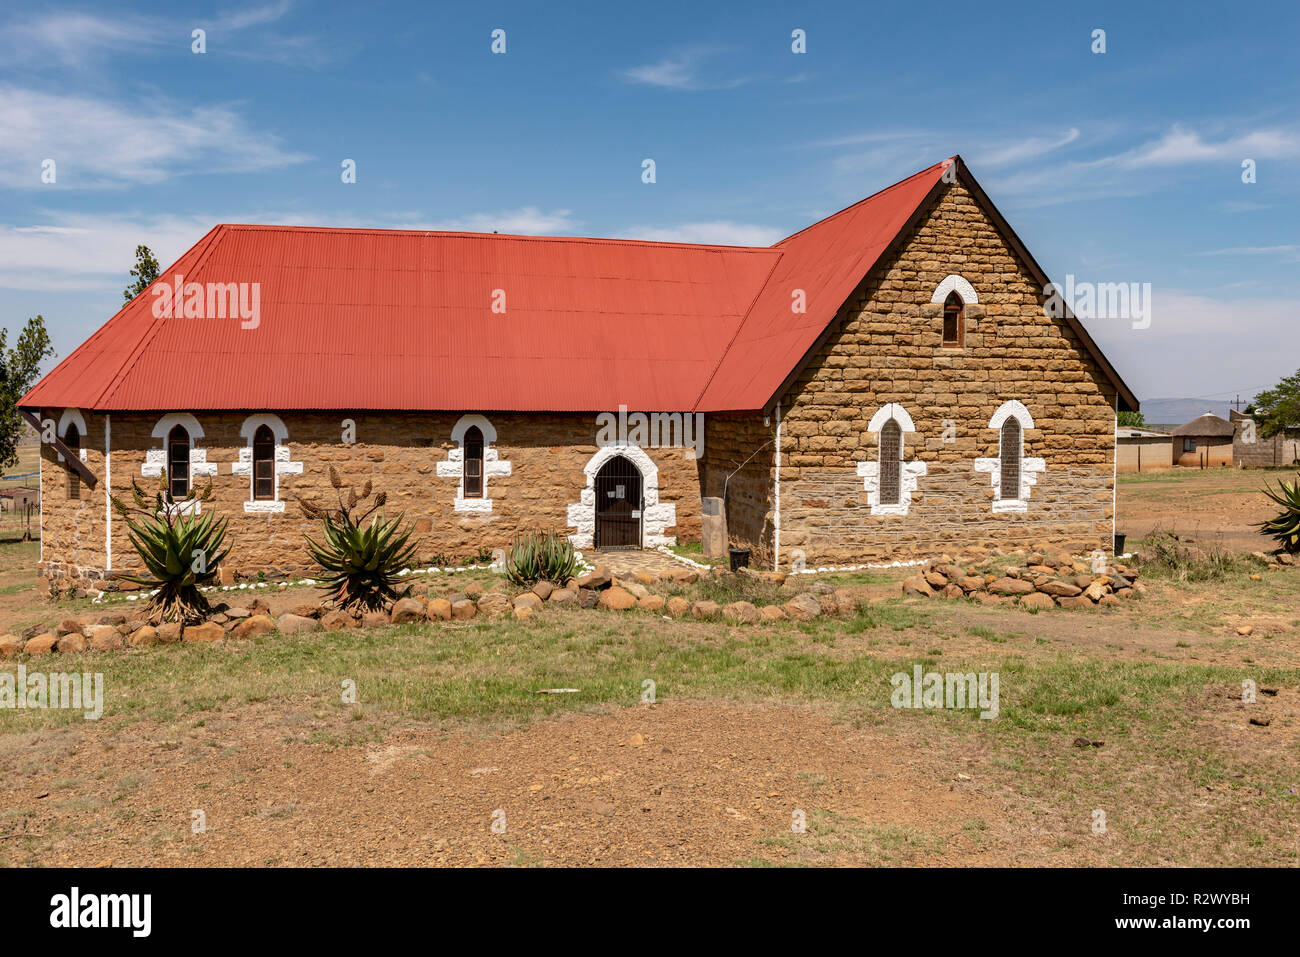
[2,561,1296,866]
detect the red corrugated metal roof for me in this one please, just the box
[696,160,949,411]
[20,157,1134,414]
[23,227,780,412]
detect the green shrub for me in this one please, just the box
[298,469,421,612]
[1136,532,1243,583]
[111,472,229,624]
[505,531,579,586]
[1257,475,1300,553]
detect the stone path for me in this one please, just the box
[584,548,703,579]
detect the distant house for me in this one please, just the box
[1116,426,1173,473]
[1171,413,1234,467]
[1229,409,1300,468]
[0,486,39,512]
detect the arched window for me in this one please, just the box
[943,291,963,348]
[878,418,902,506]
[252,425,275,500]
[65,422,81,499]
[1000,418,1021,501]
[168,425,190,498]
[462,426,484,498]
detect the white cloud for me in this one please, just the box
[620,48,748,90]
[1,11,159,65]
[0,4,331,69]
[0,206,583,291]
[621,221,783,246]
[974,128,1080,167]
[422,207,579,235]
[1113,126,1300,169]
[0,213,218,291]
[1194,244,1300,261]
[0,86,310,188]
[1085,290,1300,398]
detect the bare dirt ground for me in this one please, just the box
[1117,467,1296,551]
[1,467,1296,867]
[1,700,1013,867]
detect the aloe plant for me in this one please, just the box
[505,530,580,586]
[297,468,420,612]
[111,471,229,624]
[1257,474,1300,553]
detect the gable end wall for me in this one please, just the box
[776,181,1118,566]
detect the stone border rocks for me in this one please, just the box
[902,551,1145,609]
[2,562,856,658]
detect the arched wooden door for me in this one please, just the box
[594,455,643,549]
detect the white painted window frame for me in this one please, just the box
[930,274,979,305]
[231,414,302,513]
[435,414,512,513]
[141,413,216,515]
[974,400,1046,513]
[857,403,927,516]
[566,444,676,548]
[55,408,89,465]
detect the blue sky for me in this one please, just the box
[2,0,1297,405]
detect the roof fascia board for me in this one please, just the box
[954,161,1139,413]
[19,409,98,489]
[758,171,951,418]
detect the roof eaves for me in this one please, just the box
[94,224,227,410]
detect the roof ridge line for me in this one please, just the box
[689,248,786,411]
[774,158,954,248]
[94,225,226,409]
[694,160,951,411]
[213,222,781,253]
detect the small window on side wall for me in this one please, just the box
[65,423,81,499]
[942,292,963,348]
[168,425,190,498]
[1000,418,1022,500]
[878,418,902,506]
[463,426,484,498]
[252,425,275,500]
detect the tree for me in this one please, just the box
[1252,368,1300,438]
[1117,410,1146,428]
[0,315,57,471]
[123,244,161,303]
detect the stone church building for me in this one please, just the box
[20,156,1137,585]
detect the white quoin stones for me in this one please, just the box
[857,403,927,516]
[230,414,302,513]
[435,414,512,513]
[974,400,1045,512]
[567,444,676,548]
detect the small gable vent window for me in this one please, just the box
[942,292,963,348]
[168,425,191,498]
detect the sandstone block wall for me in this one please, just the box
[702,413,775,565]
[774,180,1119,567]
[35,410,703,580]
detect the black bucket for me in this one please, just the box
[728,547,751,572]
[1114,533,1126,556]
